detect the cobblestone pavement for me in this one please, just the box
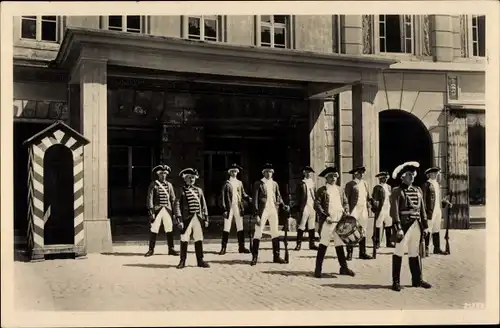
[14,230,485,311]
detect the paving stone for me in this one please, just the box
[14,230,485,311]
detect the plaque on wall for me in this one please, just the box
[447,76,459,100]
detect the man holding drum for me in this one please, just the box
[390,161,432,292]
[344,166,373,260]
[313,167,355,278]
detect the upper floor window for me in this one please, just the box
[187,15,220,41]
[21,16,58,42]
[471,15,485,57]
[259,15,290,48]
[379,15,413,54]
[108,16,142,33]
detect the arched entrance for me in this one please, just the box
[43,144,75,245]
[379,110,433,188]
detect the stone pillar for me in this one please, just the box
[309,98,338,189]
[309,99,326,188]
[341,15,363,55]
[77,58,112,253]
[351,84,379,191]
[431,15,454,62]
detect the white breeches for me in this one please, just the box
[351,204,368,230]
[319,211,345,247]
[254,207,279,239]
[298,204,316,231]
[224,204,244,232]
[376,209,392,228]
[150,207,173,234]
[430,206,442,233]
[180,215,204,242]
[394,221,421,257]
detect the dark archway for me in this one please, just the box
[379,110,433,188]
[44,144,75,245]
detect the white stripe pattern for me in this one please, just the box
[33,145,44,158]
[74,213,84,228]
[66,137,77,149]
[53,130,65,143]
[41,137,53,149]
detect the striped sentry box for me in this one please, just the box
[23,121,90,261]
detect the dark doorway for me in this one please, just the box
[379,110,433,188]
[43,144,75,245]
[14,122,51,241]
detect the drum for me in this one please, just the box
[335,215,366,246]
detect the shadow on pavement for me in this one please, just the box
[123,263,178,269]
[297,255,337,259]
[322,283,390,290]
[102,252,148,256]
[261,270,337,278]
[207,259,252,266]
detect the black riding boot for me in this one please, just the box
[374,228,381,249]
[385,227,396,248]
[336,246,355,276]
[409,257,432,288]
[195,241,210,268]
[272,238,286,264]
[308,229,319,250]
[314,244,327,278]
[237,230,250,253]
[176,242,188,269]
[425,233,431,256]
[219,231,229,255]
[144,233,157,257]
[346,245,353,261]
[392,255,402,291]
[432,233,447,255]
[295,229,304,251]
[359,238,373,260]
[166,232,179,256]
[250,239,260,266]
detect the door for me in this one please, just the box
[43,144,74,245]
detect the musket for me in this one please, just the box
[283,183,290,264]
[444,198,452,255]
[372,210,378,259]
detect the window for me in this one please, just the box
[107,16,142,33]
[379,15,413,54]
[471,15,485,57]
[187,15,220,41]
[21,16,58,42]
[259,15,290,48]
[467,114,485,205]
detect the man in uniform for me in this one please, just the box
[174,168,210,269]
[250,163,289,266]
[422,167,451,256]
[371,171,395,248]
[294,166,319,251]
[219,163,252,255]
[144,164,179,257]
[344,166,373,260]
[313,167,355,278]
[390,161,432,292]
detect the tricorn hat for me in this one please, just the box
[425,167,441,175]
[228,163,243,173]
[392,161,420,180]
[179,168,199,178]
[348,166,366,175]
[262,163,274,173]
[152,164,171,175]
[318,166,339,178]
[375,171,390,178]
[302,166,315,173]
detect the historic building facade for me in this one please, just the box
[13,15,486,252]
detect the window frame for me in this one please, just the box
[255,15,294,49]
[19,15,62,43]
[373,14,420,58]
[100,16,148,34]
[182,15,225,42]
[109,145,155,189]
[468,15,486,58]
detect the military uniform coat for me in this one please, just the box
[314,184,349,226]
[371,183,392,219]
[221,179,250,214]
[174,185,208,233]
[146,180,176,217]
[390,184,428,235]
[253,179,285,217]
